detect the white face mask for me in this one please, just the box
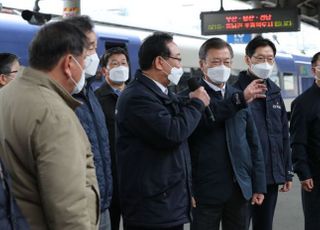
[251,62,274,79]
[168,67,184,85]
[109,66,129,83]
[161,57,184,85]
[84,53,100,76]
[207,65,231,84]
[70,56,85,95]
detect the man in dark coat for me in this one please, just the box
[186,37,267,230]
[116,32,210,230]
[65,16,113,230]
[95,47,130,230]
[290,52,320,230]
[0,159,29,229]
[234,36,293,230]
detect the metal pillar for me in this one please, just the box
[63,0,80,17]
[252,0,263,8]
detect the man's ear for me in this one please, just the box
[154,56,165,70]
[0,74,7,86]
[101,66,108,76]
[244,55,251,66]
[62,54,73,79]
[199,59,205,71]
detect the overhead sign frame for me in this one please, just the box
[200,7,300,35]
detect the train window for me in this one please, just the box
[283,74,295,90]
[280,72,299,98]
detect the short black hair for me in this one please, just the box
[100,47,129,67]
[63,15,94,33]
[138,32,173,70]
[311,52,320,67]
[29,21,88,71]
[245,35,276,57]
[0,53,19,74]
[199,37,234,60]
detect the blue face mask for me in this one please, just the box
[70,56,85,95]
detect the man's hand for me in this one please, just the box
[279,181,292,192]
[251,193,264,205]
[243,79,267,103]
[301,178,314,192]
[191,196,197,208]
[189,86,210,107]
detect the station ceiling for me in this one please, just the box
[239,0,319,28]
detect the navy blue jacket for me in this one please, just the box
[0,160,29,230]
[74,79,112,212]
[115,70,205,228]
[234,71,293,184]
[185,79,266,204]
[290,83,320,181]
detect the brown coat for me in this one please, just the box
[0,67,100,230]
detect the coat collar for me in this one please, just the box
[21,67,81,110]
[238,70,281,96]
[135,69,171,100]
[96,81,117,97]
[200,77,236,99]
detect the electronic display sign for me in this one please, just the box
[200,8,300,35]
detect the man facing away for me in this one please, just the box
[95,47,130,230]
[234,35,293,230]
[290,52,320,230]
[64,15,113,230]
[0,21,100,229]
[116,32,210,230]
[0,53,20,89]
[186,37,266,230]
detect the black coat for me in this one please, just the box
[115,70,204,228]
[290,83,320,181]
[95,82,119,190]
[74,80,113,211]
[185,79,266,204]
[0,160,29,230]
[234,71,293,185]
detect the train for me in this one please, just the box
[0,10,314,114]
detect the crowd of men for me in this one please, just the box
[0,15,319,230]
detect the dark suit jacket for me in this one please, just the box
[187,78,266,204]
[115,70,205,228]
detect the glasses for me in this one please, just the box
[252,55,275,64]
[165,56,182,62]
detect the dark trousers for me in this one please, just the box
[302,179,320,230]
[191,185,250,230]
[125,225,183,230]
[252,184,279,230]
[110,193,121,230]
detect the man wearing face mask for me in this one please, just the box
[0,53,20,89]
[64,16,113,230]
[234,35,293,230]
[95,47,130,230]
[290,52,320,230]
[116,32,210,230]
[185,37,266,230]
[0,21,100,229]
